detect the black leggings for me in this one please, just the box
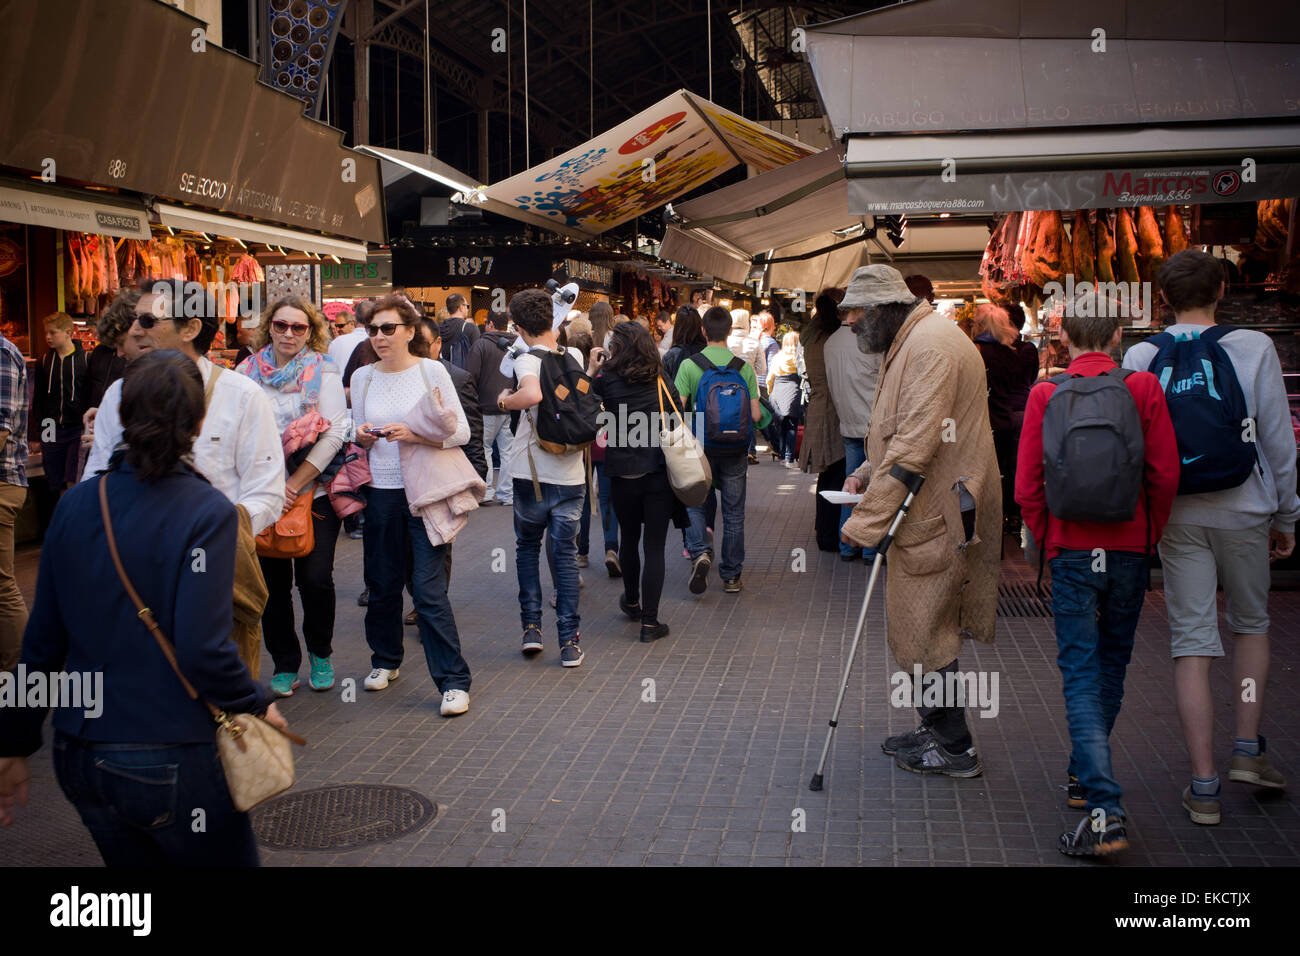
[259,497,342,673]
[610,471,675,623]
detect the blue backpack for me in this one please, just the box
[691,353,751,452]
[1145,325,1257,495]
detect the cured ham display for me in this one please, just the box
[1164,205,1188,255]
[1136,205,1165,284]
[978,210,1022,304]
[1095,214,1117,283]
[1022,211,1069,288]
[1115,209,1141,284]
[1071,211,1095,283]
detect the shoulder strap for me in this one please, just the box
[357,364,375,422]
[1048,372,1074,387]
[725,356,744,373]
[1145,331,1176,356]
[204,364,223,409]
[690,352,718,374]
[97,476,306,744]
[1102,367,1133,381]
[1199,324,1236,345]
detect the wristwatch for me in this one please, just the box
[497,397,508,411]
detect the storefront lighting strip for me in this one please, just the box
[154,202,368,261]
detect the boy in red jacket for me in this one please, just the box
[1016,301,1180,857]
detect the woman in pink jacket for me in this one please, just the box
[351,294,477,716]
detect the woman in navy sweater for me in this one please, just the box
[0,350,288,866]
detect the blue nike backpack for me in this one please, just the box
[1145,325,1257,495]
[691,353,751,453]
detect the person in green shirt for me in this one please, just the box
[674,306,762,595]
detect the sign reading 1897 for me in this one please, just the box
[447,255,494,276]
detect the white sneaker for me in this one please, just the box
[364,667,399,691]
[440,689,470,716]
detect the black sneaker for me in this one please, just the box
[560,639,584,668]
[882,723,934,756]
[894,736,983,777]
[689,553,711,594]
[640,622,670,642]
[619,594,642,620]
[357,588,369,607]
[1067,775,1087,809]
[1059,813,1129,857]
[521,624,544,656]
[723,574,743,594]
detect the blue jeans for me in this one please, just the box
[840,437,874,559]
[686,451,747,580]
[573,461,618,557]
[363,487,470,691]
[515,478,584,645]
[1050,549,1147,817]
[53,732,260,867]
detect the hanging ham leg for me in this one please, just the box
[1096,214,1117,283]
[1165,205,1188,256]
[1114,210,1140,284]
[1136,206,1165,284]
[1072,210,1095,283]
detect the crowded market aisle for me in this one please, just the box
[3,460,1296,868]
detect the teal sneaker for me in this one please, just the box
[309,655,335,692]
[271,672,300,698]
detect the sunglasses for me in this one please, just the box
[367,322,408,337]
[271,319,311,335]
[333,321,352,330]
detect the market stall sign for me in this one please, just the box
[0,238,24,278]
[0,183,151,240]
[322,258,391,285]
[393,246,552,287]
[564,259,613,290]
[0,0,385,245]
[846,163,1300,215]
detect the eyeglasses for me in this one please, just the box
[333,322,352,330]
[271,319,311,335]
[367,322,407,337]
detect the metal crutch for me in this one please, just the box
[809,465,925,792]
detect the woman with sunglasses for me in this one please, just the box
[351,294,474,716]
[237,296,347,698]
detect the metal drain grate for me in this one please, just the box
[251,784,436,851]
[997,582,1053,618]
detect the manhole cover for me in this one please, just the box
[997,582,1053,618]
[251,785,436,850]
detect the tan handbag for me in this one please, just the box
[254,485,315,559]
[98,477,306,812]
[657,376,712,507]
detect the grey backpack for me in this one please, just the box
[1041,368,1145,523]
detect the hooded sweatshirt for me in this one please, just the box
[34,343,89,433]
[437,315,480,371]
[466,328,515,413]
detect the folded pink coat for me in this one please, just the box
[281,410,331,457]
[400,386,485,546]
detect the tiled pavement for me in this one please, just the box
[2,461,1297,867]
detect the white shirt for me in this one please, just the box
[657,325,674,354]
[252,363,348,499]
[507,348,586,486]
[327,326,367,375]
[84,356,285,534]
[351,358,469,490]
[727,330,767,382]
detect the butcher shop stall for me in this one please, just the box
[798,0,1300,572]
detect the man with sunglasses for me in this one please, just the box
[84,279,284,534]
[328,308,366,375]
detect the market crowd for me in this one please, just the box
[0,251,1295,865]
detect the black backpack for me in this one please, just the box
[528,348,600,454]
[1041,368,1145,522]
[444,320,475,371]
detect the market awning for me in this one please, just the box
[0,0,386,245]
[356,144,590,240]
[483,90,817,236]
[155,203,368,261]
[807,0,1300,213]
[0,177,150,240]
[657,148,874,289]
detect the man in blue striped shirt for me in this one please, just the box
[0,329,28,671]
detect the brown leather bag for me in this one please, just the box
[254,486,315,559]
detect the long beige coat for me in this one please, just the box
[842,301,1001,672]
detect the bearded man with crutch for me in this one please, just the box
[830,265,1002,779]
